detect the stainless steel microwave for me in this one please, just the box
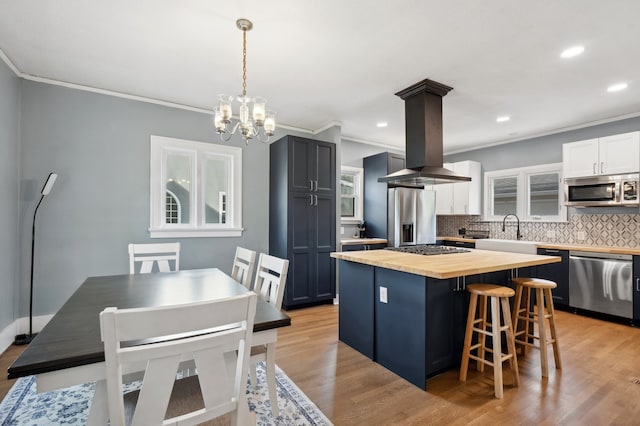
[565,174,639,207]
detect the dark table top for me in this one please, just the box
[8,268,291,380]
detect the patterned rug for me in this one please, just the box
[0,362,332,425]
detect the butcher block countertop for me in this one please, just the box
[438,237,640,256]
[330,249,560,279]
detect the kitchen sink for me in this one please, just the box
[474,238,540,254]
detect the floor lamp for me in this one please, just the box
[15,172,58,345]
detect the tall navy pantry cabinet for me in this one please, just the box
[269,135,337,309]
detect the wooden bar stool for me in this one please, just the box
[511,277,562,378]
[459,284,519,399]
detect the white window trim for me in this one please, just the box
[483,163,567,222]
[340,166,364,224]
[149,135,243,238]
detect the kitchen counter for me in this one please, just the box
[340,238,388,246]
[438,236,640,255]
[331,248,560,279]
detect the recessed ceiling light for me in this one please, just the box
[496,116,511,123]
[561,45,585,59]
[607,82,628,93]
[376,122,388,128]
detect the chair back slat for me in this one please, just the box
[253,254,289,309]
[231,247,257,289]
[128,243,180,274]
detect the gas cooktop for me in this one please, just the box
[385,245,470,255]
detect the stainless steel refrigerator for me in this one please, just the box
[387,187,436,247]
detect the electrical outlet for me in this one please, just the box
[380,286,388,304]
[577,231,586,241]
[340,227,345,235]
[546,230,556,238]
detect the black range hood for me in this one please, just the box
[378,79,471,185]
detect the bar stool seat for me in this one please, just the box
[459,284,519,399]
[511,277,562,378]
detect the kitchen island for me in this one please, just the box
[330,248,560,389]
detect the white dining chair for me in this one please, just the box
[250,253,289,417]
[231,246,257,290]
[128,243,180,274]
[100,293,257,426]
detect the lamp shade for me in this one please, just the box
[41,173,57,195]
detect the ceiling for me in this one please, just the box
[2,0,640,153]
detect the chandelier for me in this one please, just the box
[214,18,276,144]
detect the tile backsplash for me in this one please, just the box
[437,214,640,248]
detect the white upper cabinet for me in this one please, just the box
[598,132,640,175]
[434,163,454,215]
[434,160,482,215]
[563,132,640,178]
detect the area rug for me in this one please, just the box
[0,362,332,425]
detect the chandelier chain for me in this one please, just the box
[242,29,247,97]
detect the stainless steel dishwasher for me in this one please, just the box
[569,251,633,318]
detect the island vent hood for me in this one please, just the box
[378,79,471,185]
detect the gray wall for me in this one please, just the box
[341,139,403,167]
[0,60,20,331]
[18,80,309,318]
[444,116,640,171]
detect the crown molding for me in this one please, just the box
[0,48,21,76]
[341,134,404,151]
[312,121,342,135]
[0,48,314,134]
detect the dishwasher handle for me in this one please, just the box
[569,250,632,261]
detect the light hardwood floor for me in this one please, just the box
[2,305,640,425]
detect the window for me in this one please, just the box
[150,135,243,237]
[484,163,566,222]
[340,166,364,223]
[165,190,181,224]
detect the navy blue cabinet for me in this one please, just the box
[341,243,387,252]
[363,152,405,239]
[535,248,570,307]
[375,268,427,389]
[270,135,336,309]
[339,261,375,358]
[442,240,476,249]
[634,256,640,326]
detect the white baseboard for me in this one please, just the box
[0,321,18,355]
[16,314,54,335]
[0,314,55,355]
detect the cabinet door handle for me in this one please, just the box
[314,180,318,192]
[600,162,604,174]
[314,194,318,206]
[309,180,314,190]
[593,163,597,175]
[544,249,560,254]
[309,195,313,206]
[637,278,639,292]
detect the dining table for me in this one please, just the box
[7,267,291,425]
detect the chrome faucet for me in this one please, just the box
[502,214,522,240]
